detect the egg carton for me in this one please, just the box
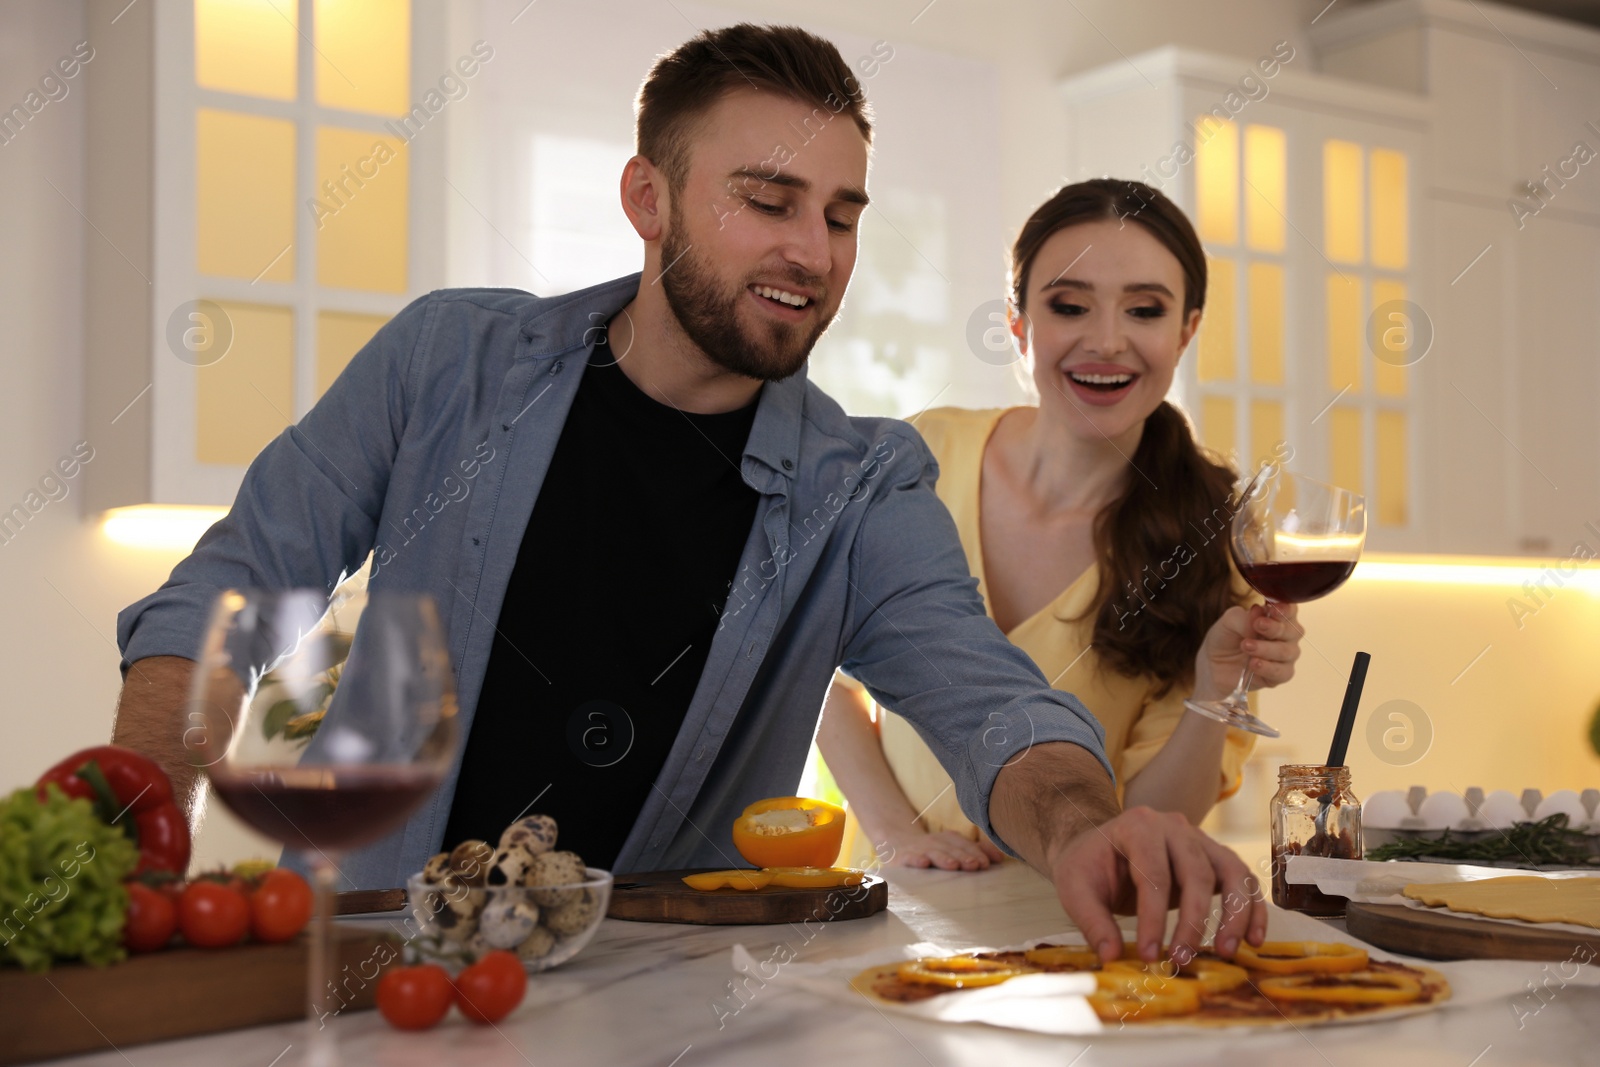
[1362,786,1600,866]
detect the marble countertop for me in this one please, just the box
[41,861,1600,1066]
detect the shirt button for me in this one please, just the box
[550,360,564,375]
[472,537,480,546]
[781,458,794,471]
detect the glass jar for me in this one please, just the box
[1270,764,1362,916]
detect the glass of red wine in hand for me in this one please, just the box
[187,589,458,1065]
[1184,465,1366,739]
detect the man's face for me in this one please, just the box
[658,88,870,382]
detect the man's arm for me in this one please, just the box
[989,741,1267,965]
[111,656,202,825]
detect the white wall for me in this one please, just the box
[3,0,1595,874]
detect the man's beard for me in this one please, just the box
[659,209,834,383]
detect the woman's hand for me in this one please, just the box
[887,830,1008,871]
[1192,602,1301,702]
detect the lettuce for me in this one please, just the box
[0,784,139,971]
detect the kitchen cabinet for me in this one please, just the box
[83,0,447,512]
[1315,0,1600,553]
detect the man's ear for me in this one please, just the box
[620,155,665,241]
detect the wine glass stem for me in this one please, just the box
[1228,599,1277,706]
[307,854,339,1067]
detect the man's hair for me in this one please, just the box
[635,23,872,194]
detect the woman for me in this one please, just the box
[818,179,1303,870]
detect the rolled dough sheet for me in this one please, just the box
[1403,876,1600,930]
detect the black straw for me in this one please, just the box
[1326,651,1371,768]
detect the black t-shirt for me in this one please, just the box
[442,333,760,868]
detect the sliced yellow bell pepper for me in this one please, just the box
[681,869,775,891]
[1258,971,1423,1005]
[1022,945,1104,970]
[762,866,866,888]
[731,796,846,869]
[1233,941,1368,975]
[897,956,1032,989]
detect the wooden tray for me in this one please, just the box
[1346,901,1600,961]
[0,925,399,1066]
[608,869,888,925]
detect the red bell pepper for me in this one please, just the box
[36,745,191,876]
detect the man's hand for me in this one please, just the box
[1047,806,1267,965]
[989,742,1266,966]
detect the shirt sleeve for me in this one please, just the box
[836,425,1114,860]
[116,293,438,674]
[1117,684,1259,802]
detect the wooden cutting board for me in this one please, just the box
[1345,901,1600,962]
[0,925,399,1066]
[608,869,888,925]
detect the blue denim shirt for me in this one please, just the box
[118,274,1112,890]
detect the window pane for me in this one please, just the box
[1251,399,1285,471]
[1326,273,1361,393]
[1329,406,1363,496]
[1323,140,1364,264]
[314,0,411,116]
[1248,262,1284,385]
[1376,409,1408,526]
[1195,118,1238,246]
[1198,256,1236,382]
[1244,125,1286,253]
[195,0,297,100]
[197,301,293,466]
[316,311,389,397]
[314,126,409,292]
[1370,148,1408,270]
[197,109,296,282]
[1371,278,1409,397]
[1201,395,1237,462]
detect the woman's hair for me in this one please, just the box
[1010,178,1243,697]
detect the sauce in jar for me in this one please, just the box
[1270,765,1361,916]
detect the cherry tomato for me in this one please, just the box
[177,880,250,948]
[376,964,454,1031]
[123,882,178,953]
[453,951,527,1024]
[249,868,313,943]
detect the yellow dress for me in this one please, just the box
[846,406,1256,847]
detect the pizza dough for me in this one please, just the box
[1403,876,1600,929]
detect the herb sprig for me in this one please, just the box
[1367,813,1600,867]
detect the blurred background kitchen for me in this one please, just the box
[2,0,1597,876]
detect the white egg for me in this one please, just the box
[1534,789,1589,828]
[1417,791,1468,830]
[1362,790,1413,829]
[1474,790,1525,830]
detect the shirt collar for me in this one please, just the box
[522,272,806,484]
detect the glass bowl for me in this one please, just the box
[404,867,612,973]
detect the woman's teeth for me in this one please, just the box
[1068,371,1134,390]
[754,285,810,308]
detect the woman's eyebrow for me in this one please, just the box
[1039,278,1174,298]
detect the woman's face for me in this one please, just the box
[1011,218,1201,445]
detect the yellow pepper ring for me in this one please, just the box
[1234,941,1369,975]
[1088,971,1201,1021]
[681,869,774,891]
[1105,957,1250,995]
[1258,971,1424,1005]
[762,866,866,888]
[897,955,1032,989]
[1023,945,1104,970]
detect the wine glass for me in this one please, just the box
[1184,465,1366,739]
[187,589,458,1065]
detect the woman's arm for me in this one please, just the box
[816,676,1007,870]
[1122,602,1301,823]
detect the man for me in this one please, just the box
[114,24,1264,965]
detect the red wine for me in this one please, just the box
[209,766,443,852]
[1238,559,1357,602]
